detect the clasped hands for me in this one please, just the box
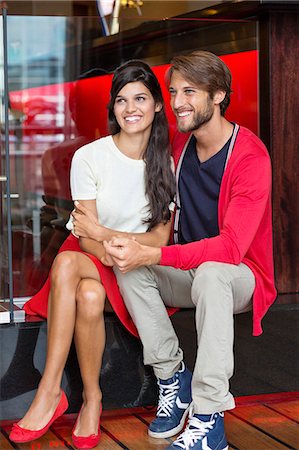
[72,201,145,272]
[103,237,146,273]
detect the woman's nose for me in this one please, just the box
[125,99,137,113]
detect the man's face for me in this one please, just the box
[169,70,214,133]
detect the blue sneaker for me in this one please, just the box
[148,362,192,438]
[166,411,228,450]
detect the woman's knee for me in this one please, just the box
[51,251,78,282]
[76,279,106,318]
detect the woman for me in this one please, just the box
[9,60,175,449]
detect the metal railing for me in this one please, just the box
[1,3,14,321]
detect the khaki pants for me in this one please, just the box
[114,261,255,414]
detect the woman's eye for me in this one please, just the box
[136,96,145,102]
[116,98,125,104]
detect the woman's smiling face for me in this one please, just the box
[113,81,161,136]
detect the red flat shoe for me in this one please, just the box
[72,403,102,449]
[9,389,68,443]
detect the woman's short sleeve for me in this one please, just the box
[70,147,97,200]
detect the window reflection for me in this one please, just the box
[8,16,67,90]
[5,13,258,300]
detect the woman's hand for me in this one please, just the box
[72,201,104,240]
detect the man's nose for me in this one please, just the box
[171,92,184,111]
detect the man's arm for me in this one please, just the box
[72,200,171,264]
[161,151,272,270]
[104,150,272,272]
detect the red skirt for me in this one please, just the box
[23,234,177,338]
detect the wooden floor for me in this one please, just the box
[1,393,298,450]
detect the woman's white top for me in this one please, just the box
[67,135,149,233]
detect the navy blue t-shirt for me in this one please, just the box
[177,134,231,244]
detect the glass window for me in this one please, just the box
[1,13,9,302]
[4,5,258,300]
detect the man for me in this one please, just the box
[104,51,276,450]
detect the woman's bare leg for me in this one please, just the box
[18,251,101,430]
[73,279,106,437]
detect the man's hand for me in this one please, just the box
[100,252,114,267]
[103,237,161,273]
[72,201,106,241]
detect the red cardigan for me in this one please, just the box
[161,125,277,336]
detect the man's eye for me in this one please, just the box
[185,89,195,95]
[169,90,176,96]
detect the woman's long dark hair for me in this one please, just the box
[108,60,175,230]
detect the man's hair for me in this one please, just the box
[169,51,232,116]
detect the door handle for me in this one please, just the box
[4,193,19,199]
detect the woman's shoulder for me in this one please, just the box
[73,135,113,161]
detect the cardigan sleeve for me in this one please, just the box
[160,150,272,270]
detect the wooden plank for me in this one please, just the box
[269,400,299,422]
[269,11,299,293]
[225,412,290,450]
[1,401,298,450]
[136,411,236,450]
[235,392,299,407]
[0,431,14,449]
[52,415,122,449]
[135,411,157,423]
[233,404,299,449]
[50,418,75,447]
[101,414,172,450]
[1,422,68,449]
[6,432,66,449]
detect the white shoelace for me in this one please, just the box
[172,415,215,449]
[156,378,180,417]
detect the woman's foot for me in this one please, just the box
[73,397,102,438]
[10,389,68,443]
[72,396,102,449]
[17,387,63,431]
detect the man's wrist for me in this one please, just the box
[144,246,161,266]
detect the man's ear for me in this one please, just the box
[213,90,226,105]
[155,102,163,113]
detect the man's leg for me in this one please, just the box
[167,261,255,450]
[191,261,255,414]
[114,265,194,378]
[114,265,195,437]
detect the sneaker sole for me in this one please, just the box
[148,404,191,439]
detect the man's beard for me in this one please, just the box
[177,101,214,133]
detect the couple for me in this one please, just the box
[10,51,276,450]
